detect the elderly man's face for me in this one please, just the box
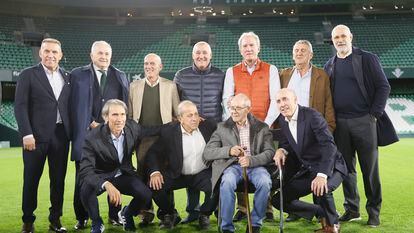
[230,97,250,124]
[104,105,126,136]
[276,90,297,119]
[39,42,62,71]
[192,43,212,71]
[240,35,260,62]
[178,104,200,132]
[332,26,353,55]
[293,43,313,66]
[144,54,162,79]
[90,43,112,70]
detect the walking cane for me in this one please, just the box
[241,149,253,233]
[278,165,284,233]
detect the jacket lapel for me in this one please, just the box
[296,106,305,157]
[136,80,145,119]
[159,78,166,122]
[34,64,55,99]
[309,65,319,107]
[174,124,184,166]
[351,49,370,104]
[103,125,121,164]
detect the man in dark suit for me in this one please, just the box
[14,38,71,233]
[79,99,154,233]
[272,88,348,233]
[145,100,217,230]
[70,41,129,229]
[324,24,398,227]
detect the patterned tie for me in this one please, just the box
[98,70,107,94]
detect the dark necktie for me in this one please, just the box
[98,70,107,94]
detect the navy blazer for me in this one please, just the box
[324,47,398,146]
[145,120,217,179]
[14,63,71,142]
[70,64,129,161]
[278,106,347,177]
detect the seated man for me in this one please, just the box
[78,99,156,233]
[272,88,348,233]
[145,100,217,229]
[203,93,274,233]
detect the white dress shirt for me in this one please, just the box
[93,64,106,85]
[181,126,207,175]
[287,66,312,107]
[42,64,64,123]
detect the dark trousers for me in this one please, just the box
[73,162,121,221]
[153,168,216,216]
[186,188,200,218]
[80,174,152,224]
[271,169,344,225]
[22,124,69,223]
[335,114,381,217]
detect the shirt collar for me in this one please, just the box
[145,76,160,87]
[41,63,59,75]
[192,63,211,73]
[111,130,125,140]
[284,105,299,123]
[181,125,200,136]
[293,64,312,77]
[93,64,107,74]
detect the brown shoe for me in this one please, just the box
[22,222,34,233]
[324,224,340,233]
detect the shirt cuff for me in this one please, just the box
[317,173,327,179]
[279,148,288,156]
[150,171,161,177]
[101,181,109,190]
[23,134,34,140]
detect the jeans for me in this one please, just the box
[220,164,271,232]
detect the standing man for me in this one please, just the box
[128,53,180,224]
[15,38,71,233]
[324,24,398,227]
[78,99,155,233]
[279,39,336,222]
[71,40,129,229]
[222,31,280,221]
[272,88,347,233]
[145,101,217,230]
[204,93,274,233]
[173,41,224,223]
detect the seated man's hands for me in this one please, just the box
[104,182,122,206]
[273,148,287,169]
[230,145,244,157]
[311,176,328,197]
[238,156,250,167]
[149,172,164,190]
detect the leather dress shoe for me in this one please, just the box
[198,214,210,230]
[286,213,301,222]
[74,219,88,230]
[246,226,260,233]
[49,219,67,233]
[314,218,340,233]
[108,217,123,226]
[21,222,34,233]
[233,210,247,222]
[338,211,361,222]
[181,214,199,224]
[265,212,274,222]
[367,215,380,227]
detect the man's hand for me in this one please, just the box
[104,182,122,206]
[311,176,328,197]
[238,156,250,168]
[273,149,286,169]
[149,172,164,190]
[23,136,36,151]
[229,145,244,157]
[89,121,100,129]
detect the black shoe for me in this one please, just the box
[118,206,136,232]
[222,230,234,233]
[90,221,105,233]
[174,213,182,226]
[74,219,88,230]
[338,211,361,222]
[286,213,301,222]
[21,222,34,233]
[49,219,67,233]
[138,211,154,227]
[182,214,199,224]
[233,210,247,222]
[108,216,123,226]
[246,226,260,233]
[265,212,274,222]
[159,214,174,229]
[367,215,380,227]
[198,214,210,230]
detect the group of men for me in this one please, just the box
[14,23,397,233]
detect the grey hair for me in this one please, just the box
[331,24,352,38]
[144,53,162,64]
[192,41,212,54]
[232,93,252,108]
[238,31,261,50]
[41,38,61,48]
[177,100,197,117]
[91,41,112,54]
[294,40,313,53]
[101,99,127,118]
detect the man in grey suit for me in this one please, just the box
[203,93,274,233]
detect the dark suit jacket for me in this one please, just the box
[14,63,71,142]
[145,120,217,179]
[278,106,347,177]
[324,47,398,146]
[70,64,129,161]
[279,65,336,132]
[78,119,157,191]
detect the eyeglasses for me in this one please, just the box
[229,106,248,112]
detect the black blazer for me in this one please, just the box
[278,106,347,177]
[78,119,158,190]
[145,120,217,179]
[14,63,71,142]
[324,47,398,146]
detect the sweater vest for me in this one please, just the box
[233,60,271,121]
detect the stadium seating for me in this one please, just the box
[386,95,414,135]
[0,101,18,131]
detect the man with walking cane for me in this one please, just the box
[203,93,274,233]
